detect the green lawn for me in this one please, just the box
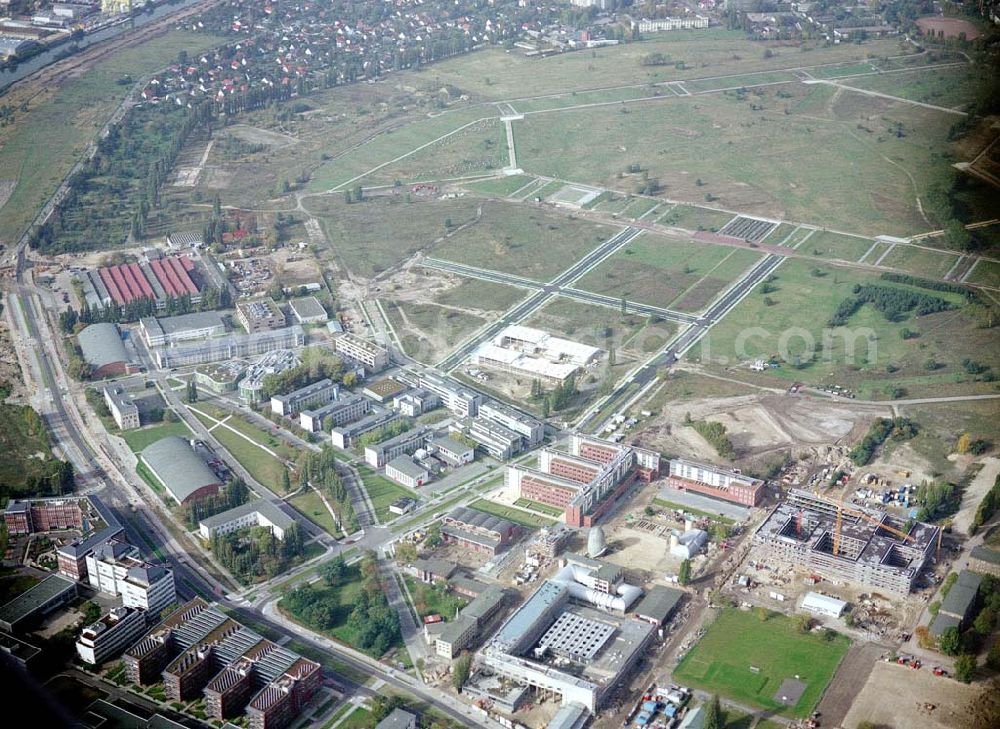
[335,707,375,729]
[843,65,981,110]
[402,574,467,621]
[658,204,736,232]
[690,257,1000,398]
[465,174,536,196]
[430,276,530,313]
[432,199,615,281]
[802,231,876,263]
[469,498,556,528]
[356,465,419,523]
[881,244,962,279]
[190,409,291,494]
[674,609,850,717]
[121,420,192,453]
[289,487,342,536]
[305,193,482,278]
[514,498,565,517]
[575,232,743,311]
[515,82,960,236]
[967,259,1000,289]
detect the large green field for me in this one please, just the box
[121,421,192,453]
[355,464,419,523]
[690,257,1000,399]
[841,65,981,110]
[0,404,62,495]
[432,200,614,281]
[0,30,227,247]
[306,193,482,278]
[289,487,342,536]
[514,83,961,236]
[575,233,761,313]
[673,609,850,717]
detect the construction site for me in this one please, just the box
[752,489,941,596]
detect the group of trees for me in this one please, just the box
[914,480,957,522]
[299,446,358,534]
[969,474,1000,536]
[828,284,955,327]
[357,420,412,450]
[210,521,304,583]
[59,284,232,333]
[0,404,75,501]
[181,478,249,529]
[687,417,736,459]
[544,373,578,414]
[31,101,216,254]
[260,349,345,400]
[848,417,917,466]
[281,551,401,658]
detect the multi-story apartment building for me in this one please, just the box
[76,606,147,664]
[236,297,286,334]
[104,384,140,430]
[666,458,765,507]
[331,410,399,449]
[85,540,177,615]
[364,426,429,468]
[299,394,369,432]
[333,333,389,372]
[270,378,338,417]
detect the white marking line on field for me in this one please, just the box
[961,258,981,283]
[791,228,817,250]
[857,240,881,263]
[872,242,897,266]
[944,255,966,280]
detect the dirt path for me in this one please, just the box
[953,456,1000,534]
[814,641,883,728]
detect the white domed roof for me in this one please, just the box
[587,526,607,558]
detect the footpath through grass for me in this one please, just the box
[673,608,850,718]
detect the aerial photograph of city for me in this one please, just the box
[0,0,998,727]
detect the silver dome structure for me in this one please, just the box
[587,525,607,558]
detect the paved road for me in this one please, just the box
[578,253,784,431]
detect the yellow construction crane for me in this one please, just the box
[821,492,915,557]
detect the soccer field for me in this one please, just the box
[673,609,850,717]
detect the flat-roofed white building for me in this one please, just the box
[800,591,847,618]
[198,500,295,541]
[385,456,430,489]
[103,384,140,430]
[334,333,389,372]
[475,325,602,385]
[288,296,328,324]
[85,541,176,616]
[77,606,147,665]
[270,378,339,417]
[299,393,369,432]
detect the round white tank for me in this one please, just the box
[685,518,695,532]
[669,533,680,549]
[587,526,607,558]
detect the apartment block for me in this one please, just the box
[331,410,399,449]
[299,394,369,432]
[333,333,389,372]
[417,370,481,417]
[364,426,429,468]
[270,378,338,417]
[666,458,764,507]
[104,384,140,430]
[77,606,147,665]
[236,297,286,334]
[479,399,544,447]
[85,540,177,615]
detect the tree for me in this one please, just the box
[186,380,198,403]
[754,606,768,622]
[452,653,472,692]
[939,625,963,656]
[957,433,972,455]
[955,653,976,683]
[703,695,723,729]
[974,608,996,636]
[678,559,691,585]
[794,614,814,633]
[987,638,1000,671]
[620,296,627,317]
[425,523,442,548]
[321,554,347,586]
[281,468,291,494]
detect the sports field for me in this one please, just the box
[673,609,850,717]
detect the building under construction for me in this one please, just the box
[753,490,939,595]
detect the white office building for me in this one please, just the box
[198,500,295,541]
[85,541,176,616]
[76,606,148,665]
[270,378,339,417]
[103,384,140,430]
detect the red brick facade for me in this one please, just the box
[666,476,763,507]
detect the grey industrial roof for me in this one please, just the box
[78,323,128,369]
[0,575,76,627]
[376,708,417,729]
[140,436,221,503]
[447,506,515,537]
[929,612,962,637]
[463,586,505,622]
[547,702,589,729]
[147,311,225,336]
[103,384,136,412]
[386,455,429,480]
[199,499,295,531]
[971,544,1000,566]
[289,296,328,321]
[437,615,476,645]
[430,435,472,455]
[412,558,457,578]
[939,570,982,620]
[633,585,683,623]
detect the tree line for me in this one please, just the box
[299,446,359,534]
[181,477,250,529]
[849,417,917,466]
[209,520,304,583]
[828,283,955,327]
